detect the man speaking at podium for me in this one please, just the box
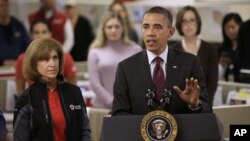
[112,6,212,115]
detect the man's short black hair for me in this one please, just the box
[144,6,173,27]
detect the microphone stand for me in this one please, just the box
[146,89,157,110]
[146,88,172,111]
[161,89,172,111]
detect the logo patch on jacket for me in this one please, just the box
[69,104,82,110]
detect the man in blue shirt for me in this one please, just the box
[0,0,30,66]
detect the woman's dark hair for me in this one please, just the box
[221,13,243,50]
[30,19,51,33]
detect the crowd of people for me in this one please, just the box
[1,0,250,140]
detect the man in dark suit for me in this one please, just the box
[112,6,212,116]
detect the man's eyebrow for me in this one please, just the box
[142,23,162,26]
[153,23,162,27]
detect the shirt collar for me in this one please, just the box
[181,37,201,54]
[146,46,168,65]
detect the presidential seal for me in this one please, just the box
[141,110,177,141]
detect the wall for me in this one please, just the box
[8,0,250,43]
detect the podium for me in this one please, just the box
[100,113,223,141]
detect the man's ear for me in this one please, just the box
[168,27,175,38]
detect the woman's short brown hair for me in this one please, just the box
[175,5,202,36]
[23,38,64,81]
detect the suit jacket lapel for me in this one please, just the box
[166,48,181,89]
[139,51,154,89]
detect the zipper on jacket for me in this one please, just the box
[58,86,70,122]
[58,85,71,140]
[42,100,49,123]
[44,88,55,141]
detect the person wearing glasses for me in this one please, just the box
[172,6,218,106]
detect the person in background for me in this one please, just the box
[0,110,8,141]
[112,6,211,116]
[64,0,95,61]
[0,0,30,66]
[234,18,250,83]
[15,19,77,97]
[88,12,141,109]
[173,5,218,105]
[14,38,91,141]
[218,13,242,82]
[109,0,139,44]
[27,0,74,53]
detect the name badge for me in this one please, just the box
[69,104,82,110]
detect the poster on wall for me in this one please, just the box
[210,8,227,35]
